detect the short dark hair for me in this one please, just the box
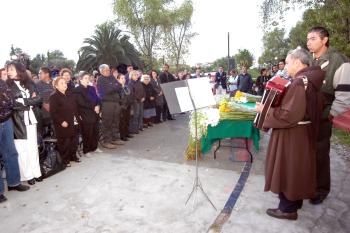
[278,59,285,65]
[260,68,267,75]
[40,67,51,77]
[308,26,330,47]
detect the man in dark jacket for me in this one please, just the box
[307,26,350,204]
[237,65,253,93]
[36,67,55,137]
[159,63,175,120]
[215,66,227,94]
[0,79,30,203]
[97,64,123,149]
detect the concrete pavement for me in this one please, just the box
[0,114,349,233]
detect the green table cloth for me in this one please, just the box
[201,119,260,154]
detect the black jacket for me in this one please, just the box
[119,85,133,109]
[159,71,175,84]
[237,73,253,93]
[215,71,227,89]
[7,79,42,139]
[96,75,121,103]
[128,79,146,103]
[49,90,79,138]
[143,83,157,109]
[73,85,100,124]
[0,80,13,123]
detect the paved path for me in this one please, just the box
[1,114,349,233]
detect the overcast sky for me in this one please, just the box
[0,0,304,68]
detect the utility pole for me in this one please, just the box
[227,32,230,72]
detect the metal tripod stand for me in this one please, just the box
[185,80,216,211]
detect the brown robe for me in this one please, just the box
[263,78,316,201]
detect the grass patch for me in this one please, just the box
[332,128,350,148]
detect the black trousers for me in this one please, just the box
[57,134,78,164]
[278,193,302,213]
[101,102,120,143]
[81,122,99,154]
[315,118,332,198]
[162,102,172,120]
[155,105,163,122]
[119,107,131,139]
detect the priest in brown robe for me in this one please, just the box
[256,47,325,220]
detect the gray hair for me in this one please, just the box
[287,47,312,66]
[99,64,109,73]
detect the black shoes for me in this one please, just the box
[8,184,30,192]
[28,179,35,185]
[71,157,81,163]
[121,137,129,141]
[35,177,43,182]
[0,194,7,203]
[126,134,134,138]
[266,208,298,220]
[309,196,325,205]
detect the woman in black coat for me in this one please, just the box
[116,74,133,141]
[6,62,43,185]
[150,70,164,123]
[49,77,80,166]
[142,74,157,127]
[73,72,100,154]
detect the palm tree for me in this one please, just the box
[77,21,142,72]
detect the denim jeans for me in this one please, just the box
[0,119,21,194]
[129,102,143,133]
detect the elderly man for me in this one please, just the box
[256,48,325,220]
[307,26,350,204]
[97,64,123,149]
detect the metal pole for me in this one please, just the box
[227,32,230,72]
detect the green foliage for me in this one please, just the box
[8,46,74,73]
[332,128,350,148]
[114,0,170,70]
[29,51,75,74]
[162,0,196,71]
[77,21,142,72]
[234,49,254,69]
[248,68,260,81]
[258,28,291,65]
[114,0,196,71]
[205,56,235,72]
[261,0,350,57]
[288,4,350,58]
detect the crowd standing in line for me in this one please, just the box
[1,26,349,225]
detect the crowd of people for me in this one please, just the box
[1,26,349,224]
[0,62,179,203]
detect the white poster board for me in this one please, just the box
[186,77,216,109]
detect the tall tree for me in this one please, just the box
[288,5,350,57]
[77,21,142,72]
[114,0,171,70]
[234,49,254,69]
[162,0,196,71]
[261,0,350,57]
[258,28,291,65]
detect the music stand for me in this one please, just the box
[161,77,217,210]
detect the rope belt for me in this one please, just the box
[298,121,311,125]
